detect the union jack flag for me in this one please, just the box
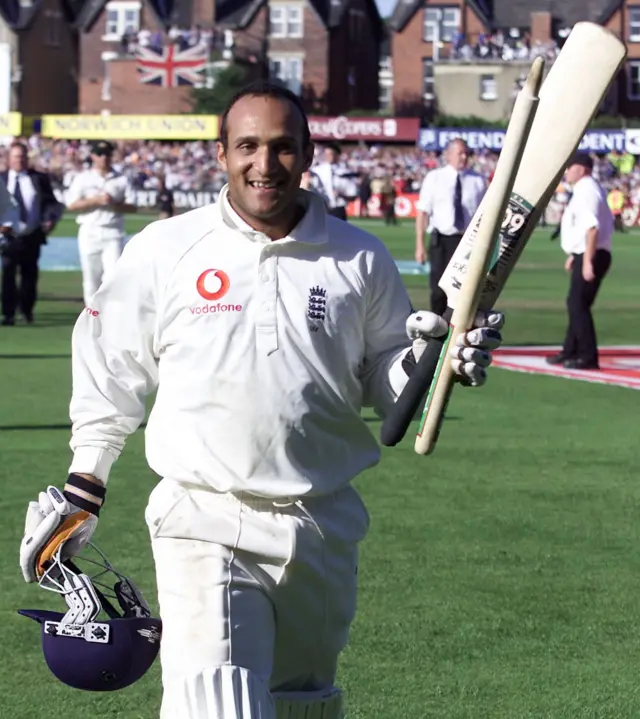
[136,43,208,87]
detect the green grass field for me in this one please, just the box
[1,217,640,718]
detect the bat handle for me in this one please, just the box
[414,335,458,455]
[379,337,445,447]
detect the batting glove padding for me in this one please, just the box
[20,486,98,583]
[406,309,504,387]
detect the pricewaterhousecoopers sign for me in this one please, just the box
[419,127,640,153]
[309,116,420,142]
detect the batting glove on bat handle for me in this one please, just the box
[380,338,443,447]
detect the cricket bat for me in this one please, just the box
[379,22,627,454]
[379,56,543,449]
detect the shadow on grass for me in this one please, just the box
[0,422,149,431]
[39,295,83,303]
[0,354,71,359]
[0,424,72,431]
[363,416,460,424]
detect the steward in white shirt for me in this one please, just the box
[547,152,613,370]
[65,140,137,306]
[415,139,486,315]
[19,82,505,719]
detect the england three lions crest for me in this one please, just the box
[307,286,326,331]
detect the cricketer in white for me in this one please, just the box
[20,84,504,719]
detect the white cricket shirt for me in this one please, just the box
[416,164,486,235]
[560,175,614,255]
[68,186,414,499]
[313,162,358,209]
[65,168,131,232]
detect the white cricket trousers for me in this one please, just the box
[77,225,124,306]
[144,478,370,719]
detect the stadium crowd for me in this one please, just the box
[117,24,227,56]
[0,136,638,212]
[449,29,560,63]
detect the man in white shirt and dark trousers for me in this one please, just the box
[312,143,359,220]
[415,139,486,316]
[0,142,62,325]
[19,83,506,719]
[547,153,613,370]
[65,140,136,306]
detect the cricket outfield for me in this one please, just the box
[1,217,640,718]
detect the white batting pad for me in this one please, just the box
[273,686,344,719]
[162,665,275,719]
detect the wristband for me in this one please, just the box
[63,473,106,516]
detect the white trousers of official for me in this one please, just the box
[144,478,370,719]
[77,225,124,306]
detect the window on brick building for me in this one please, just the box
[269,55,303,94]
[349,8,366,39]
[628,61,640,100]
[44,9,62,47]
[104,1,141,40]
[423,7,460,43]
[480,74,497,101]
[269,4,304,38]
[630,9,640,42]
[423,59,435,101]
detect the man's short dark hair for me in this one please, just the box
[10,141,28,155]
[218,80,311,149]
[567,151,593,171]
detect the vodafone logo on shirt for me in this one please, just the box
[191,269,243,316]
[196,269,230,301]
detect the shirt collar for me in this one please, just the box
[445,164,466,176]
[217,183,328,245]
[92,168,116,180]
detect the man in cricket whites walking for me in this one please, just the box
[20,83,504,718]
[65,140,137,306]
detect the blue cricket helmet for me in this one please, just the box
[19,542,162,692]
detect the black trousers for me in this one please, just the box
[429,230,463,317]
[328,206,347,221]
[562,249,611,365]
[1,234,43,321]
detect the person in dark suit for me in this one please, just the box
[0,141,63,325]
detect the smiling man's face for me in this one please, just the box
[217,94,313,228]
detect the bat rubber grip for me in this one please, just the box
[379,338,444,447]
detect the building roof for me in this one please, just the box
[216,0,264,28]
[218,0,383,33]
[489,0,616,30]
[77,0,195,31]
[389,0,619,34]
[0,0,40,31]
[389,0,490,33]
[75,0,382,34]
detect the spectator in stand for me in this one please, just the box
[380,174,397,226]
[357,173,371,217]
[156,176,175,219]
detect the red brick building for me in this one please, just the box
[388,0,640,120]
[0,0,81,115]
[76,0,384,116]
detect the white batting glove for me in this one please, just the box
[406,309,504,387]
[20,486,98,583]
